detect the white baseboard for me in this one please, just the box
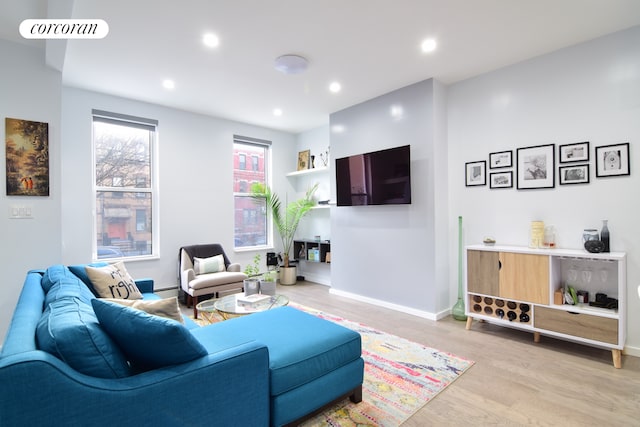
[624,345,640,358]
[328,288,445,321]
[300,273,331,286]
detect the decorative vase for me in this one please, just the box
[601,220,610,252]
[452,216,467,321]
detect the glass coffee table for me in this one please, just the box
[196,293,289,322]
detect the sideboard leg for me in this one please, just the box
[465,316,473,330]
[533,332,541,343]
[612,349,622,369]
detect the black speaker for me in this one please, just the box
[266,252,278,266]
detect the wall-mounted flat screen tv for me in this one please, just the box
[335,145,411,206]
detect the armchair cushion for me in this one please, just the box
[85,261,143,300]
[92,299,207,371]
[194,254,226,275]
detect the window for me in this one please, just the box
[233,135,270,249]
[93,110,158,260]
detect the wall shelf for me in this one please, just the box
[286,166,329,177]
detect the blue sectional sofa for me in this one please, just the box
[0,265,364,426]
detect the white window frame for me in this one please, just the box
[91,109,160,261]
[233,135,272,252]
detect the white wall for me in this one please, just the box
[447,26,640,354]
[329,79,449,318]
[0,40,62,341]
[61,87,297,289]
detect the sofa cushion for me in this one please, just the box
[187,271,247,290]
[85,261,143,300]
[68,262,108,295]
[36,298,131,378]
[42,265,96,306]
[92,299,207,371]
[191,306,362,396]
[102,297,184,324]
[193,255,226,275]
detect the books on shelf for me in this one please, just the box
[237,294,271,307]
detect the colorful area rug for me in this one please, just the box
[191,302,474,426]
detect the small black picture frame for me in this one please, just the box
[559,141,589,163]
[489,171,513,189]
[559,164,589,185]
[465,161,486,186]
[489,150,512,169]
[595,142,630,177]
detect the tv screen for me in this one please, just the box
[335,145,411,206]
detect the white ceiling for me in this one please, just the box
[2,0,640,133]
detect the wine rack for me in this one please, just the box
[468,294,532,325]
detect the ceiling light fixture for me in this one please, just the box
[421,38,437,53]
[162,79,175,90]
[329,81,342,93]
[202,33,219,48]
[274,54,308,74]
[273,108,283,116]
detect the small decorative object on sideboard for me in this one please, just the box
[530,220,544,248]
[585,239,605,253]
[483,237,496,246]
[542,225,556,248]
[601,219,610,252]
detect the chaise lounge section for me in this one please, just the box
[0,264,364,426]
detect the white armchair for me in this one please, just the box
[179,244,247,318]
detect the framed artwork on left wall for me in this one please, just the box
[5,117,50,196]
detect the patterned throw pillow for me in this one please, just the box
[193,254,226,275]
[85,261,143,300]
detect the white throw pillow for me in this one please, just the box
[85,261,143,300]
[193,255,226,275]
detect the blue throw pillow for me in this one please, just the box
[36,298,131,378]
[91,299,207,371]
[69,262,108,295]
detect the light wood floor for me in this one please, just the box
[186,282,640,426]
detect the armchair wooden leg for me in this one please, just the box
[193,295,199,319]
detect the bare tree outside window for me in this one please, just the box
[93,113,157,259]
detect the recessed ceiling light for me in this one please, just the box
[274,55,308,74]
[203,33,219,48]
[162,79,175,90]
[273,108,283,116]
[329,81,342,93]
[421,38,437,53]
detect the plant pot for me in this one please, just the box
[260,280,276,296]
[279,266,297,286]
[244,278,260,296]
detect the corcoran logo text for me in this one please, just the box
[20,19,109,39]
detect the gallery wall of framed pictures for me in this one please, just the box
[465,141,630,190]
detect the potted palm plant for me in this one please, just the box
[251,182,318,285]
